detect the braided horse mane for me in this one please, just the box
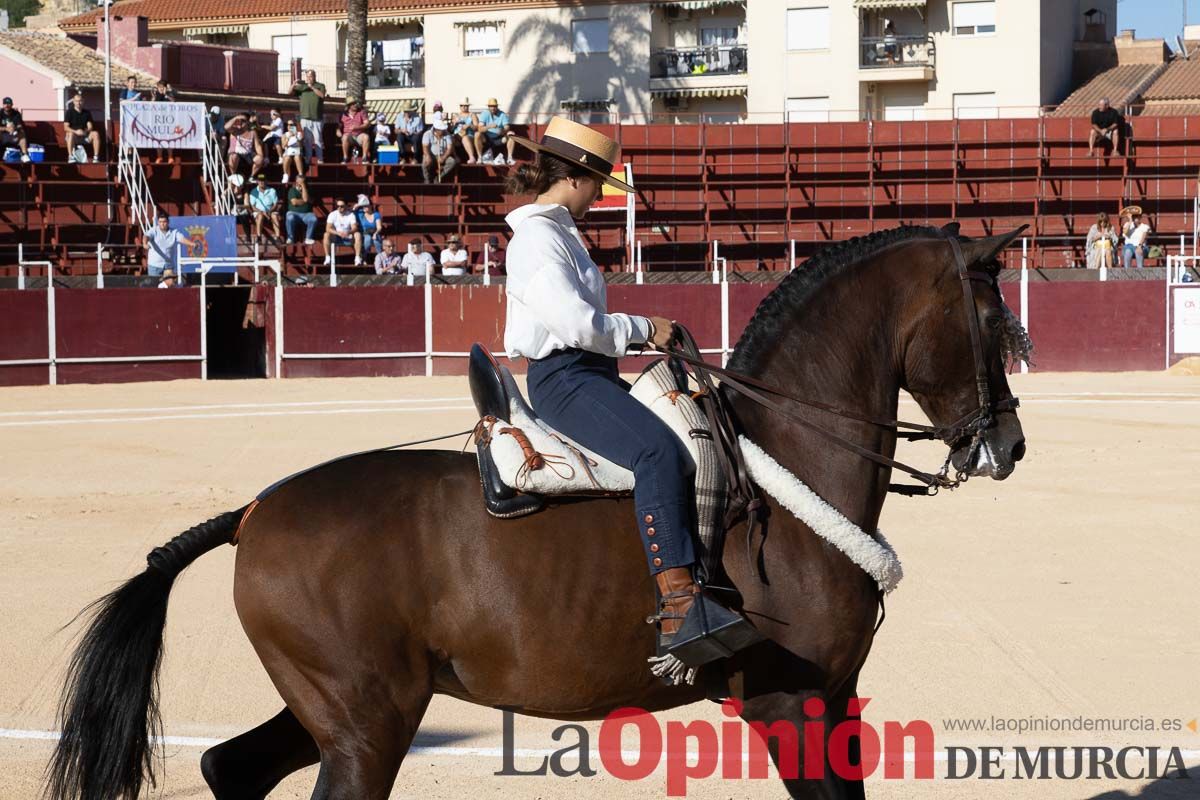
[728,224,1033,373]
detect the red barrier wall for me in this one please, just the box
[280,286,425,378]
[0,290,49,386]
[54,288,202,384]
[1026,282,1165,372]
[430,284,507,376]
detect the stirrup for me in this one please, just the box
[665,593,765,668]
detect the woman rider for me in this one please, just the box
[504,119,753,666]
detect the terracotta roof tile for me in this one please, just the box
[1050,63,1165,117]
[59,0,582,29]
[1141,58,1200,101]
[1138,102,1200,116]
[0,30,157,87]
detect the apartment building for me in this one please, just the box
[58,0,1117,121]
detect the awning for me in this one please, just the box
[650,86,746,99]
[336,15,423,28]
[667,1,746,10]
[560,98,614,110]
[182,25,249,36]
[366,98,424,118]
[853,0,927,9]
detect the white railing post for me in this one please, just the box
[1020,238,1029,375]
[423,272,433,377]
[271,260,284,379]
[711,240,720,283]
[17,243,24,290]
[330,243,338,287]
[635,240,644,285]
[720,276,730,367]
[482,242,491,286]
[200,264,208,380]
[790,239,797,270]
[96,242,104,289]
[47,261,56,385]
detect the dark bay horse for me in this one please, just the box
[48,224,1028,800]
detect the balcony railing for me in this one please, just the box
[651,45,748,79]
[859,35,935,70]
[338,58,425,91]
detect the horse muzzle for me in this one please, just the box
[949,413,1026,481]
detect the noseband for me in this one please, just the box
[663,236,1019,497]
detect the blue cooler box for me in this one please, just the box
[377,145,400,165]
[28,144,44,163]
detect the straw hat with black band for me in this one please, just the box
[509,117,633,193]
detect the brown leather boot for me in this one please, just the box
[654,567,697,638]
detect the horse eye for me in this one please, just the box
[985,315,1003,330]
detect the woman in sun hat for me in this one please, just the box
[503,118,755,669]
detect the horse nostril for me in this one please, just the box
[1011,440,1026,462]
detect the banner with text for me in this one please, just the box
[120,101,206,150]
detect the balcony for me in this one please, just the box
[858,35,935,81]
[649,45,748,98]
[341,57,425,92]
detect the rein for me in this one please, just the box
[661,236,1019,498]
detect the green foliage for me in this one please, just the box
[8,0,48,29]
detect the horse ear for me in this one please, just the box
[941,222,961,237]
[958,225,1030,268]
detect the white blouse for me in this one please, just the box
[503,203,650,360]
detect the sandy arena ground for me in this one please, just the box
[1,370,1198,799]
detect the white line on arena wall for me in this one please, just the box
[2,728,1199,767]
[0,406,477,429]
[0,397,474,418]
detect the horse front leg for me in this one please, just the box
[739,684,866,800]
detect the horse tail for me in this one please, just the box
[45,505,247,800]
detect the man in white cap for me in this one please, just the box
[421,118,458,184]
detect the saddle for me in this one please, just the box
[468,345,727,566]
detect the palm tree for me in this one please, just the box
[345,0,367,103]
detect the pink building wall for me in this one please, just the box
[0,56,62,121]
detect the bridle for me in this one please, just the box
[662,236,1020,500]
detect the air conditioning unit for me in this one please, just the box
[866,83,877,95]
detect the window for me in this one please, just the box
[572,18,609,54]
[786,7,830,51]
[953,1,996,36]
[272,34,308,71]
[464,23,501,57]
[953,92,998,119]
[787,96,830,123]
[701,27,739,47]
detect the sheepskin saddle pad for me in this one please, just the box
[468,344,724,527]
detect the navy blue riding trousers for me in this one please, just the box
[527,349,696,575]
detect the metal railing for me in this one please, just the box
[651,45,748,79]
[350,57,425,90]
[116,145,156,234]
[202,116,235,216]
[859,35,935,70]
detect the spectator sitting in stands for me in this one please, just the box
[430,100,446,128]
[339,98,371,163]
[397,104,424,165]
[1,97,31,163]
[1088,98,1123,158]
[1085,212,1118,270]
[422,120,458,184]
[374,238,403,274]
[373,112,393,150]
[476,234,506,275]
[453,98,479,164]
[65,93,102,164]
[144,211,196,277]
[225,113,265,177]
[156,268,178,289]
[248,173,282,243]
[323,197,364,266]
[440,233,469,275]
[281,118,304,184]
[1122,211,1150,269]
[474,98,514,164]
[150,81,177,164]
[354,194,383,254]
[121,75,142,102]
[402,238,436,277]
[285,174,318,246]
[262,108,284,163]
